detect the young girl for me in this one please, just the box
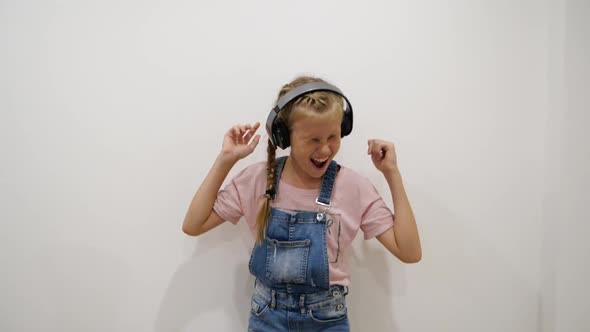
[183,76,421,331]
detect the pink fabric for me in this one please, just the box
[213,161,394,286]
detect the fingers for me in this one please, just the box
[367,139,393,159]
[247,134,261,151]
[367,139,383,155]
[230,125,242,144]
[242,122,260,143]
[230,122,261,144]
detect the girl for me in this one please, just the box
[183,76,421,331]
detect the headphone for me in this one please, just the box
[265,82,354,149]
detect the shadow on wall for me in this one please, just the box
[348,237,400,331]
[154,221,254,332]
[155,220,404,331]
[403,187,542,331]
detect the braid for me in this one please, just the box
[295,93,329,109]
[255,139,277,244]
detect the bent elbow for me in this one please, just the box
[182,224,202,237]
[403,256,421,264]
[400,252,422,264]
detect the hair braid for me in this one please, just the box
[255,139,277,243]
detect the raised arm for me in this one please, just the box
[182,122,261,236]
[368,139,422,263]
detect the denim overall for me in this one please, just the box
[248,156,350,331]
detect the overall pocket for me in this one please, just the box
[265,238,311,284]
[308,299,348,323]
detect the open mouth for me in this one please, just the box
[310,157,329,169]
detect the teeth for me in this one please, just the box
[312,158,329,163]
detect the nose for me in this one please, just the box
[319,143,331,156]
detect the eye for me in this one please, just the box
[328,135,336,140]
[311,138,321,143]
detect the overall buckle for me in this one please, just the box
[315,198,331,221]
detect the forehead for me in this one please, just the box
[291,111,341,136]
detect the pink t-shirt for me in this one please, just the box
[213,161,394,286]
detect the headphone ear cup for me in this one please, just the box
[341,108,353,137]
[274,119,290,149]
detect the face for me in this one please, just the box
[287,108,342,184]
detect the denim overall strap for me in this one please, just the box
[316,160,338,206]
[272,156,288,195]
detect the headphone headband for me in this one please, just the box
[275,82,346,110]
[265,81,354,149]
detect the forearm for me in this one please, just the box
[384,167,422,261]
[182,153,237,233]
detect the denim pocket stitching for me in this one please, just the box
[265,238,310,284]
[308,304,348,323]
[250,298,270,318]
[307,296,345,311]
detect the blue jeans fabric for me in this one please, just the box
[247,156,350,330]
[248,279,350,332]
[249,208,332,293]
[249,156,338,293]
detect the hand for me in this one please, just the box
[221,122,261,162]
[367,139,398,173]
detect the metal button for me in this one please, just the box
[332,290,340,297]
[336,304,344,311]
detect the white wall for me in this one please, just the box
[1,0,588,331]
[541,1,590,331]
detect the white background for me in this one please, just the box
[1,0,588,331]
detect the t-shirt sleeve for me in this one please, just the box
[359,182,395,240]
[213,169,249,225]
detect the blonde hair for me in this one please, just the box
[254,76,344,243]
